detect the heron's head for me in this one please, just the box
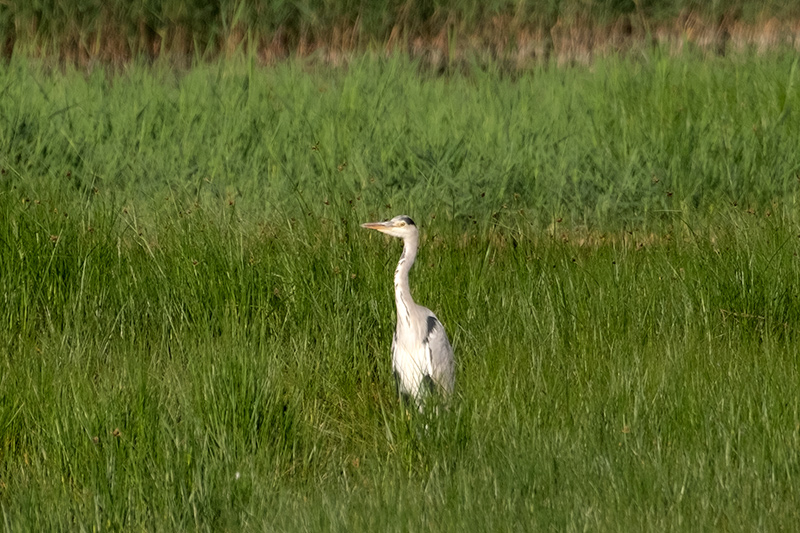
[361,215,418,240]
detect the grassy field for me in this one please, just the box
[2,53,800,530]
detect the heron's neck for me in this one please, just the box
[394,234,418,324]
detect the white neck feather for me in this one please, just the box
[393,233,418,326]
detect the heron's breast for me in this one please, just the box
[392,327,430,372]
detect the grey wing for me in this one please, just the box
[423,315,455,394]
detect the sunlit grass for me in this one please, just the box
[1,54,800,530]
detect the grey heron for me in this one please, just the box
[361,215,455,409]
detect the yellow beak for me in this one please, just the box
[361,222,392,233]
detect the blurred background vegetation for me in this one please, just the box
[2,0,800,65]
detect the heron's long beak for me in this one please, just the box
[361,221,392,233]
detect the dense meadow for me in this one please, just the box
[2,49,800,530]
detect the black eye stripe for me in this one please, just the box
[399,216,416,226]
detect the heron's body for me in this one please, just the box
[362,216,455,407]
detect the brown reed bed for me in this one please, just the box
[3,3,800,68]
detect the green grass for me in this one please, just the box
[2,53,799,226]
[2,54,800,530]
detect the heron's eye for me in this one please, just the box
[398,221,406,227]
